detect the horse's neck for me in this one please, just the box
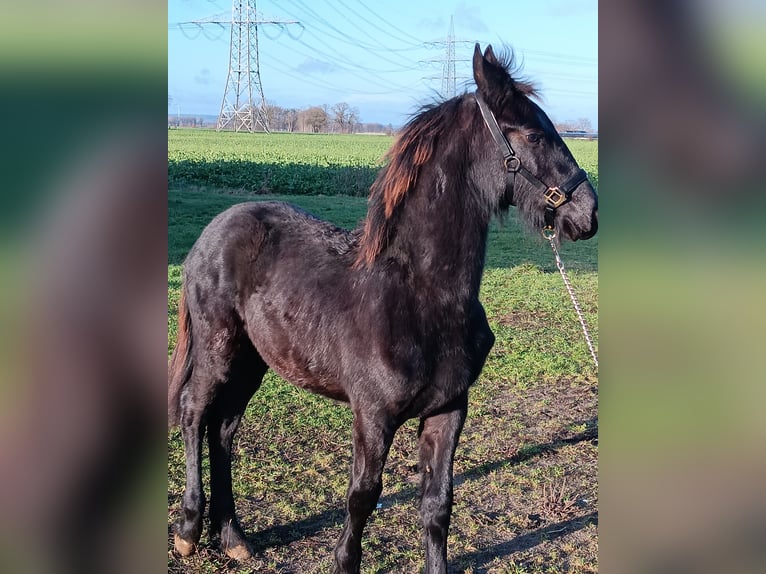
[386,172,490,300]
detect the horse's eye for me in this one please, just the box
[526,133,542,143]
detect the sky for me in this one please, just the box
[168,0,598,129]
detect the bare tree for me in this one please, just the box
[284,109,298,132]
[299,106,328,133]
[574,117,593,132]
[347,107,360,134]
[331,102,350,133]
[264,101,282,130]
[331,102,360,134]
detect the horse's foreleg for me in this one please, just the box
[417,392,468,574]
[207,358,265,560]
[333,412,396,574]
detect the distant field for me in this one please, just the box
[168,130,391,196]
[168,128,598,195]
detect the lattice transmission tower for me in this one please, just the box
[175,2,299,133]
[217,1,298,132]
[441,16,457,99]
[422,15,471,99]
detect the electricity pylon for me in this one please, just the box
[219,1,288,132]
[421,15,471,99]
[177,1,299,133]
[441,16,457,99]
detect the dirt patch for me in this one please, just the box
[496,310,551,329]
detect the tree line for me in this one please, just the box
[168,95,591,136]
[552,117,594,134]
[167,100,394,134]
[262,101,394,134]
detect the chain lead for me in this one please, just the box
[546,235,599,368]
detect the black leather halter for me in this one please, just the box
[474,92,588,234]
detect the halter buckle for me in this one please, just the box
[544,187,566,208]
[504,156,521,173]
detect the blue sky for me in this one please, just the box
[168,0,598,129]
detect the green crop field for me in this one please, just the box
[169,128,598,196]
[169,130,392,196]
[168,129,598,573]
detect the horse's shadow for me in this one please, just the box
[246,418,598,559]
[447,512,598,574]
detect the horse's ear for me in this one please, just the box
[473,43,502,95]
[483,45,498,65]
[473,43,488,93]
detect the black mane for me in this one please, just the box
[356,98,465,266]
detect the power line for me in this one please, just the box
[330,0,424,49]
[271,0,431,93]
[259,45,426,97]
[290,37,423,83]
[282,0,421,61]
[349,0,425,45]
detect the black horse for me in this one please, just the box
[169,44,598,573]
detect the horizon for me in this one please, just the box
[167,114,600,135]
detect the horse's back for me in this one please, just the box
[185,200,355,282]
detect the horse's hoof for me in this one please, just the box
[224,543,252,561]
[174,533,197,557]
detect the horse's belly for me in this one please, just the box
[258,345,349,403]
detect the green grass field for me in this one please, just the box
[169,129,598,196]
[168,130,598,573]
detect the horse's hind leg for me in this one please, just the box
[173,320,259,557]
[417,392,468,574]
[173,370,211,556]
[207,344,267,560]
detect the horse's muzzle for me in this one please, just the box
[580,209,598,240]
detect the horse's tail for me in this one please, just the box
[168,285,193,428]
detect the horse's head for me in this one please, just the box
[472,44,598,242]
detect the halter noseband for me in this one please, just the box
[474,92,588,236]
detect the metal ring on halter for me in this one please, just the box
[542,226,557,240]
[504,156,521,173]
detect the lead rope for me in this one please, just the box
[543,229,599,369]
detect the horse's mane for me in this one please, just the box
[354,100,458,267]
[354,48,537,268]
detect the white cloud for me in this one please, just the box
[294,59,339,75]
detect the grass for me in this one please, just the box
[168,130,392,196]
[168,129,598,199]
[168,134,598,573]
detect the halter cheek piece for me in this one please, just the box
[474,92,588,237]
